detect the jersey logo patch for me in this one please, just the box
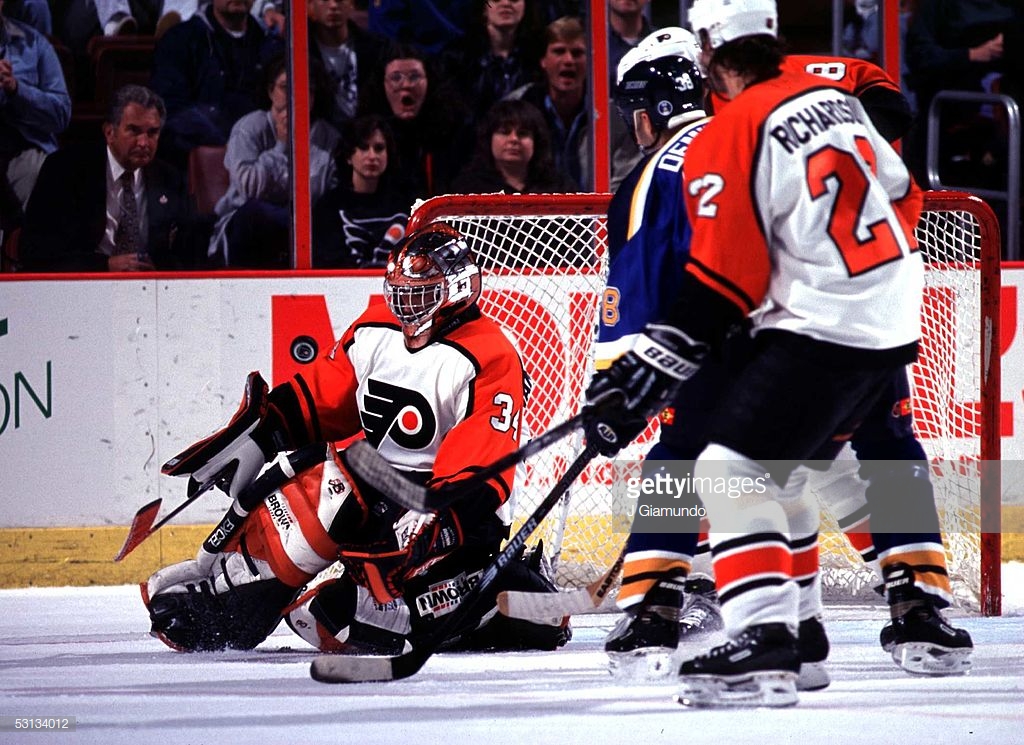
[361,378,437,450]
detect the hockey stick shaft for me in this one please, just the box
[310,443,601,684]
[343,406,596,513]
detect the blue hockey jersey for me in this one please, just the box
[595,117,710,368]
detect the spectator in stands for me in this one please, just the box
[150,0,283,169]
[368,0,474,54]
[21,85,196,271]
[608,0,652,89]
[505,16,640,191]
[451,98,576,194]
[439,0,545,127]
[357,42,472,199]
[0,0,71,232]
[4,0,51,33]
[842,1,917,112]
[256,0,286,37]
[904,0,1022,189]
[312,114,411,268]
[309,0,385,131]
[209,56,340,268]
[842,0,882,61]
[54,0,185,60]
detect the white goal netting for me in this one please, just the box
[408,191,1001,614]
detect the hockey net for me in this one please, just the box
[407,191,1002,615]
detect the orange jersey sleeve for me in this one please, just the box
[783,55,900,98]
[427,315,526,509]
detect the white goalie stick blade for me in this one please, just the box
[497,544,626,621]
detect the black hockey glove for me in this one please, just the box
[584,408,650,458]
[585,323,706,456]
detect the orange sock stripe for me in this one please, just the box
[621,556,690,580]
[713,545,792,588]
[879,549,952,595]
[879,549,947,571]
[791,543,819,580]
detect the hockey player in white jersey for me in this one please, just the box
[141,223,570,655]
[585,0,928,707]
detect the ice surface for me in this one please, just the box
[1,564,1022,745]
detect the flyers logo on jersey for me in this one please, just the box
[361,378,437,450]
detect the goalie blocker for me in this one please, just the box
[143,442,569,654]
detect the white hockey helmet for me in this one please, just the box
[688,0,778,50]
[384,222,481,349]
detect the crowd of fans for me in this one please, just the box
[0,0,1020,271]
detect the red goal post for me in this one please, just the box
[408,191,1002,615]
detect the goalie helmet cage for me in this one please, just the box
[407,191,1002,616]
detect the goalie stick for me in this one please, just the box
[114,443,328,562]
[342,406,598,513]
[114,372,269,562]
[497,542,627,620]
[309,443,601,684]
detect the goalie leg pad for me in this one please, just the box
[144,566,296,652]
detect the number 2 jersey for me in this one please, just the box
[680,68,924,365]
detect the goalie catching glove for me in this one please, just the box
[585,323,706,456]
[161,371,284,501]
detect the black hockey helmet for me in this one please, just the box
[384,222,482,349]
[615,27,706,141]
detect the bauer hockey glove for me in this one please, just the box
[585,323,707,455]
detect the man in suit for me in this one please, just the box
[21,84,197,272]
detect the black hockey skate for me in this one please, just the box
[677,574,724,640]
[879,563,972,675]
[605,574,685,680]
[675,623,800,708]
[796,615,830,691]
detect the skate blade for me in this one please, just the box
[891,642,972,676]
[796,661,830,692]
[677,621,724,641]
[675,671,798,708]
[607,648,676,681]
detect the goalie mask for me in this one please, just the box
[384,222,482,350]
[615,27,706,143]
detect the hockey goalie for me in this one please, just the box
[141,223,571,655]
